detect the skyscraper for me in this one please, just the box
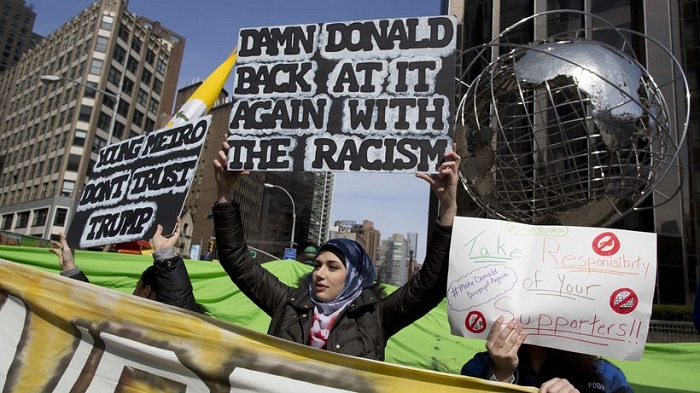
[0,0,184,239]
[0,0,40,72]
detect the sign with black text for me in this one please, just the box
[229,16,456,173]
[66,117,210,248]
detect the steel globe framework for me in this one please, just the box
[455,10,689,227]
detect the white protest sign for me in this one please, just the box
[447,217,657,360]
[228,16,456,173]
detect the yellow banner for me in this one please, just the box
[0,259,535,392]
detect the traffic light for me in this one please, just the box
[207,240,215,253]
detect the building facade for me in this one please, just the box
[0,0,41,73]
[377,233,410,286]
[0,0,184,240]
[443,0,696,304]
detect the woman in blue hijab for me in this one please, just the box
[211,142,460,360]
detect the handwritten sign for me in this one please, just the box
[66,116,210,248]
[447,217,657,360]
[228,16,457,173]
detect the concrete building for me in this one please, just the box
[327,218,381,263]
[377,233,409,286]
[0,0,41,73]
[0,0,184,240]
[442,0,697,305]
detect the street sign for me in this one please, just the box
[284,247,297,260]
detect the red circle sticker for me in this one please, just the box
[592,232,621,256]
[464,311,487,333]
[610,288,638,314]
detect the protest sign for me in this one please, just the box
[447,217,657,360]
[66,116,210,248]
[228,16,456,173]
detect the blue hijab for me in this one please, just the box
[308,238,377,315]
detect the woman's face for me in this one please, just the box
[312,250,347,302]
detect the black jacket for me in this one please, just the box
[62,249,202,313]
[213,200,452,360]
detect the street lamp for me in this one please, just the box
[264,183,296,249]
[40,74,122,145]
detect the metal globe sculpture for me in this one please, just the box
[456,11,689,227]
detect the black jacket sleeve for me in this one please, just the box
[213,201,291,316]
[60,267,89,283]
[152,248,202,313]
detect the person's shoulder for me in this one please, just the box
[595,359,633,393]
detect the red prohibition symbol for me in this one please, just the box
[610,288,638,314]
[464,311,487,334]
[592,232,621,256]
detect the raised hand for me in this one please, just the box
[50,232,76,271]
[212,136,249,203]
[151,216,181,251]
[486,315,527,382]
[416,142,460,226]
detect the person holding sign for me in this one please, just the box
[212,140,459,360]
[51,218,203,313]
[460,316,632,392]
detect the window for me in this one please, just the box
[15,211,29,228]
[60,180,75,197]
[152,78,163,94]
[92,136,106,152]
[54,208,68,226]
[100,15,113,31]
[156,59,167,75]
[113,45,126,64]
[97,112,110,131]
[95,36,109,52]
[32,208,48,227]
[131,36,142,53]
[108,66,121,85]
[122,77,134,95]
[117,100,129,117]
[144,118,155,132]
[89,58,104,75]
[148,98,159,114]
[132,110,144,128]
[67,154,81,171]
[73,130,87,146]
[126,55,138,73]
[141,69,152,85]
[1,214,12,230]
[118,25,130,42]
[145,49,155,65]
[137,88,147,106]
[78,105,93,122]
[112,121,125,140]
[85,81,98,98]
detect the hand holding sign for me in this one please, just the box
[448,217,657,361]
[485,316,526,382]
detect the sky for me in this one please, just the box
[29,0,443,262]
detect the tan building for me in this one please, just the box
[0,0,184,240]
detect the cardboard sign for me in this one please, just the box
[228,16,457,173]
[66,117,210,248]
[447,217,657,360]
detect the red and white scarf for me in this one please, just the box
[308,305,346,349]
